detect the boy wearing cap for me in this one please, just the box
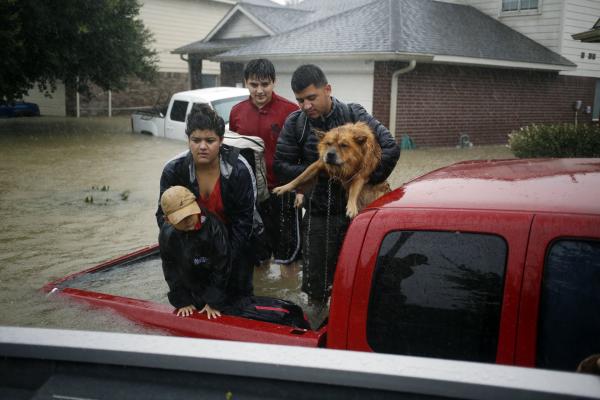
[159,186,230,319]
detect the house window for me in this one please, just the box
[502,0,539,12]
[536,239,600,371]
[366,230,507,362]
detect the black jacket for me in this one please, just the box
[156,145,256,265]
[159,213,230,309]
[274,97,400,214]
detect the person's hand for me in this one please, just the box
[199,304,222,319]
[176,304,196,317]
[294,193,304,208]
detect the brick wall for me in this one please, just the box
[66,72,189,116]
[373,62,596,147]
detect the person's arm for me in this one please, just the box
[350,104,401,184]
[156,162,185,228]
[228,106,239,133]
[227,158,256,264]
[159,226,194,309]
[274,111,310,184]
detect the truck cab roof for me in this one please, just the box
[172,87,249,103]
[373,158,600,215]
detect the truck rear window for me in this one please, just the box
[209,96,247,125]
[367,230,507,362]
[536,239,600,371]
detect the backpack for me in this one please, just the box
[230,296,310,330]
[223,131,270,203]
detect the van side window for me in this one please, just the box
[170,100,188,122]
[536,239,600,371]
[367,231,507,362]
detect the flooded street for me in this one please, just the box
[0,116,513,335]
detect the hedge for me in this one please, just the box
[508,123,600,158]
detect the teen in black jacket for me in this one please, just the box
[157,104,258,298]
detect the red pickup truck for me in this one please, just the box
[45,158,600,372]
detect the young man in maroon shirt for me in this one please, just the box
[229,59,299,264]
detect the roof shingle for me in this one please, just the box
[184,0,576,69]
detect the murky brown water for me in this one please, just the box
[0,116,513,335]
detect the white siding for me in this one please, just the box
[455,0,564,51]
[22,83,66,117]
[273,60,375,113]
[560,0,600,77]
[456,1,600,77]
[213,10,269,39]
[139,0,231,74]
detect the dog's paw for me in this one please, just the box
[346,204,359,219]
[294,193,304,208]
[272,185,289,196]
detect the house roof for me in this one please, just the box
[181,0,576,70]
[239,0,283,6]
[572,17,600,43]
[239,3,313,34]
[172,2,311,56]
[173,38,258,57]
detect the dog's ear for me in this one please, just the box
[352,123,372,145]
[353,132,368,145]
[313,129,326,140]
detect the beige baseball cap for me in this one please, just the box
[160,186,201,225]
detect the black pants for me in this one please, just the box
[301,211,350,303]
[256,192,302,264]
[228,250,254,298]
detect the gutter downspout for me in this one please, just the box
[180,54,191,89]
[389,60,416,138]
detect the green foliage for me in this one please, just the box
[0,0,158,101]
[508,123,600,158]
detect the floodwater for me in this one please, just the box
[0,116,513,335]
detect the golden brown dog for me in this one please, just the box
[273,122,391,218]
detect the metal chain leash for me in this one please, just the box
[304,189,314,277]
[323,178,333,305]
[279,193,286,255]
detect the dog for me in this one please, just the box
[273,122,391,218]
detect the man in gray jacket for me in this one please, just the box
[274,64,400,307]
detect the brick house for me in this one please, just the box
[175,0,599,147]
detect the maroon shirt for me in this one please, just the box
[229,92,298,189]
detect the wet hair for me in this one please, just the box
[291,64,328,93]
[244,58,276,82]
[185,103,225,137]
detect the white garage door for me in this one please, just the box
[273,59,374,114]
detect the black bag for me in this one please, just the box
[230,296,310,330]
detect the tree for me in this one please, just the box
[0,0,158,101]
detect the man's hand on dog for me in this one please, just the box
[294,193,304,208]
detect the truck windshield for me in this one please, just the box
[208,96,248,125]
